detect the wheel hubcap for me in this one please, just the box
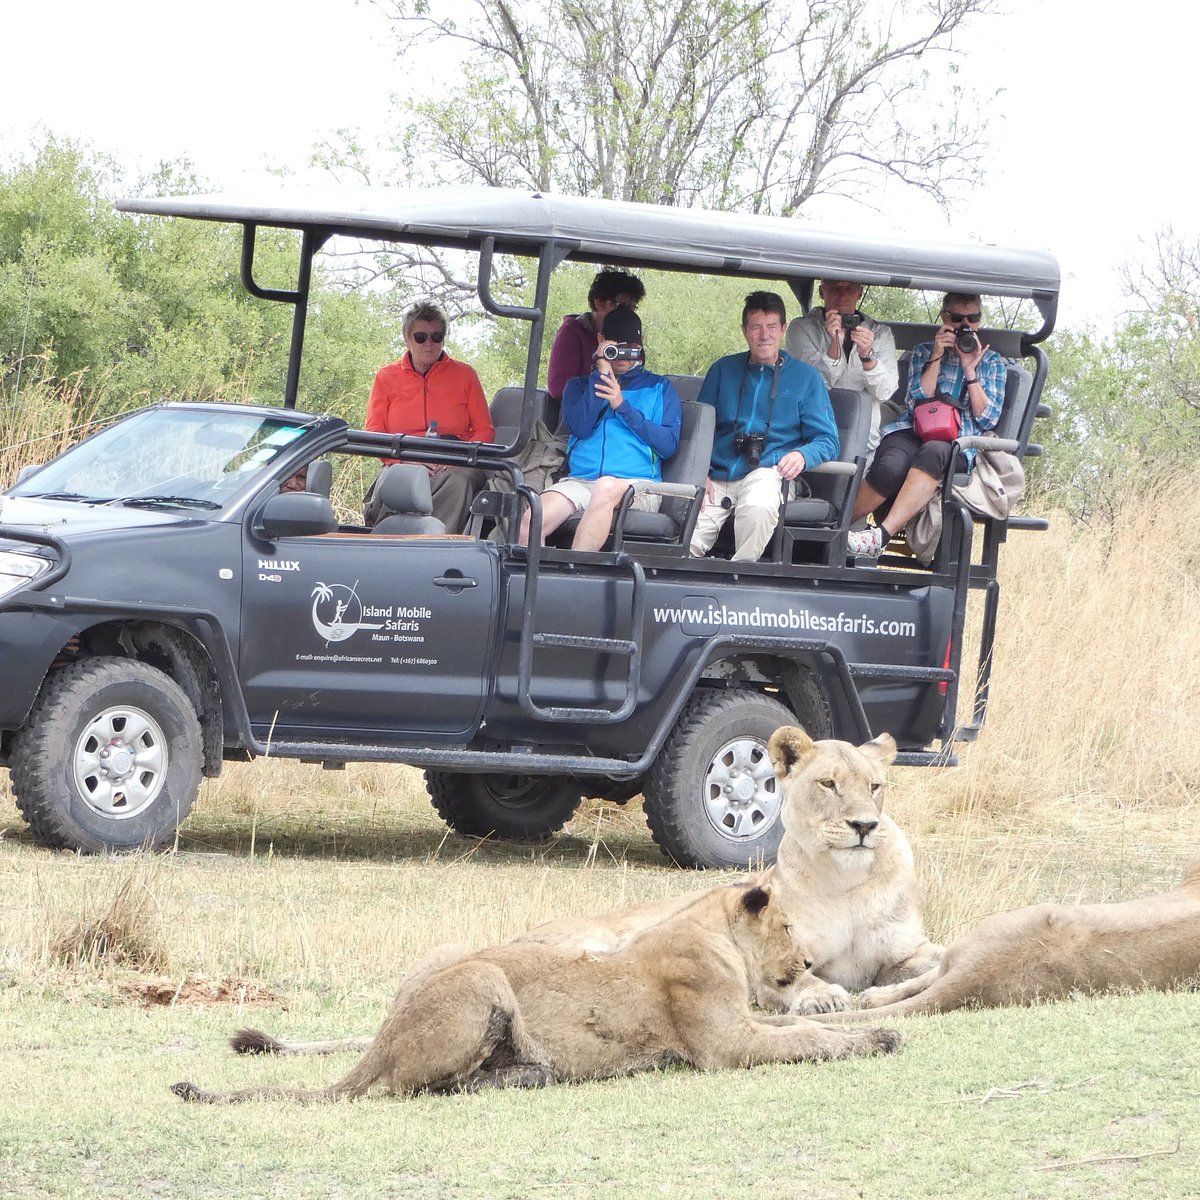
[73,706,169,819]
[702,736,780,842]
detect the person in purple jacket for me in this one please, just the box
[547,269,645,401]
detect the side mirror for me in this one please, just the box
[15,464,43,485]
[258,491,337,538]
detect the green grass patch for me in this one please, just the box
[0,985,1195,1199]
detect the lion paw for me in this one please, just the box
[856,985,891,1010]
[790,983,854,1015]
[867,1028,903,1055]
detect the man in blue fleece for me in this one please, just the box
[521,305,681,551]
[690,291,838,562]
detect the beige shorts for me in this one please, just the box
[546,476,663,515]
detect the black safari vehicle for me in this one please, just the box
[0,188,1059,867]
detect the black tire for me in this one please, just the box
[10,657,203,853]
[425,770,583,840]
[643,688,796,869]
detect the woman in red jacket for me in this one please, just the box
[364,302,495,532]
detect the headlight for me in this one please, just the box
[0,551,53,599]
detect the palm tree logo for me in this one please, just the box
[310,581,383,644]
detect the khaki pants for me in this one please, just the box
[689,466,784,562]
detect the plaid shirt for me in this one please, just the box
[885,341,1008,467]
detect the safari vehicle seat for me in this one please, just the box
[371,464,446,535]
[490,386,549,451]
[616,395,715,553]
[775,387,873,565]
[303,459,332,498]
[665,373,704,405]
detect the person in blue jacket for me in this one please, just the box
[521,305,681,552]
[690,291,839,562]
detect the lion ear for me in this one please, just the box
[741,885,772,916]
[768,726,817,780]
[859,732,897,769]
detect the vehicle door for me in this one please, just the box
[238,527,500,742]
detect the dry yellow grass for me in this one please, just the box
[0,364,110,491]
[0,472,1196,998]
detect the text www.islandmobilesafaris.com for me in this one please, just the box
[652,603,917,639]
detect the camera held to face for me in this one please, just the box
[599,343,641,362]
[840,311,864,331]
[954,323,980,355]
[734,432,766,468]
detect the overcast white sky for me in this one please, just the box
[1,0,1194,333]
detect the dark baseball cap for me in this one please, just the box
[601,304,642,344]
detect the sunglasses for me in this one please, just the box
[411,330,445,344]
[944,311,982,324]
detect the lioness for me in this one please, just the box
[766,726,942,1014]
[525,728,939,1018]
[173,882,899,1103]
[835,849,1200,1017]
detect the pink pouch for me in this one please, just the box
[912,398,962,443]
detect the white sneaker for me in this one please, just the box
[847,526,885,559]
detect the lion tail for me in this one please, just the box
[173,1045,385,1105]
[229,1027,373,1056]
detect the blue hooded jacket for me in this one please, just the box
[699,350,838,482]
[561,364,681,481]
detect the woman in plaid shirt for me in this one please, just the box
[846,292,1007,560]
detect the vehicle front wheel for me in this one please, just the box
[425,771,583,840]
[10,656,203,852]
[643,688,795,869]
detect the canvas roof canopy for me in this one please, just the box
[119,186,1059,313]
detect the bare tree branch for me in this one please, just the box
[370,0,995,217]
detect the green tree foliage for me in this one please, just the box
[1038,230,1200,518]
[0,140,395,424]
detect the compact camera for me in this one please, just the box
[840,311,864,331]
[954,323,981,354]
[734,432,766,467]
[599,343,642,362]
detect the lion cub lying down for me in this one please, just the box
[840,849,1200,1018]
[172,882,900,1103]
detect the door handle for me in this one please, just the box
[433,575,478,590]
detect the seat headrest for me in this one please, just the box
[304,459,332,497]
[377,464,434,515]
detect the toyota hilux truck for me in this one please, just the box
[0,188,1058,867]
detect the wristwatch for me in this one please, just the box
[859,353,875,364]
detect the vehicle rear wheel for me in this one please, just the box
[10,657,203,852]
[643,688,795,869]
[425,770,583,839]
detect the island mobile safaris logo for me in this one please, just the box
[309,581,385,644]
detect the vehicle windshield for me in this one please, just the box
[8,407,313,510]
